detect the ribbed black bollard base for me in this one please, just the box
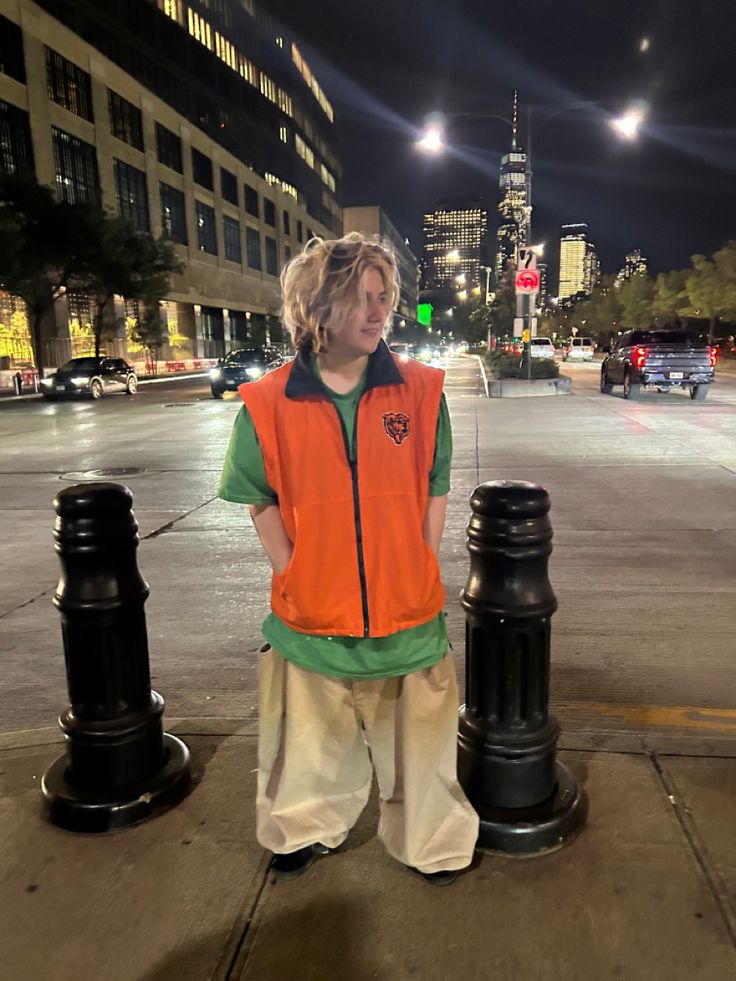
[474,761,587,856]
[41,733,191,834]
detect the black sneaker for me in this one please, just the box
[413,868,458,887]
[269,846,315,880]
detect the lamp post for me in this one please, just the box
[417,97,646,248]
[418,97,646,362]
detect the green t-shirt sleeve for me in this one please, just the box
[218,405,277,505]
[429,392,452,496]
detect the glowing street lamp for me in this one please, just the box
[610,105,646,141]
[416,122,445,153]
[455,273,466,285]
[446,249,460,262]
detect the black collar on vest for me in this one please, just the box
[284,338,404,399]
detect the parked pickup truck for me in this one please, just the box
[600,329,716,401]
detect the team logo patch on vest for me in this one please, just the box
[383,411,411,445]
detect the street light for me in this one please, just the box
[610,105,646,140]
[417,96,646,243]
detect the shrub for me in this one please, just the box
[486,352,560,379]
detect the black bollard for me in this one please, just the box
[458,480,587,855]
[41,482,191,833]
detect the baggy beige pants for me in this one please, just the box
[256,649,480,874]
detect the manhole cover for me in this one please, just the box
[59,467,147,481]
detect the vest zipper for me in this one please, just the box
[332,401,370,638]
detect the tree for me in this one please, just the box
[79,214,183,357]
[469,273,516,345]
[0,175,97,376]
[685,243,736,338]
[652,269,690,325]
[618,272,655,328]
[574,274,623,342]
[128,304,165,375]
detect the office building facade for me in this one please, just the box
[342,206,420,329]
[421,198,489,310]
[558,223,600,301]
[615,249,648,287]
[0,0,341,369]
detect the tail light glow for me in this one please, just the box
[632,346,647,370]
[709,346,718,367]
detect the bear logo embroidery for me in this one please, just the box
[383,412,411,445]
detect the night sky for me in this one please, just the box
[269,0,736,285]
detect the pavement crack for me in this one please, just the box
[141,496,218,540]
[649,751,736,947]
[218,855,275,980]
[0,586,55,620]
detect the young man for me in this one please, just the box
[219,233,478,885]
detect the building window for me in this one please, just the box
[246,226,261,270]
[220,167,238,205]
[244,183,259,217]
[265,237,278,276]
[297,220,303,243]
[195,200,217,254]
[156,123,183,173]
[284,244,291,263]
[191,148,213,190]
[114,160,149,231]
[282,210,290,236]
[0,101,34,175]
[52,127,99,203]
[108,91,144,150]
[263,198,275,226]
[45,48,93,122]
[0,15,25,84]
[159,181,187,245]
[161,0,183,25]
[223,214,241,263]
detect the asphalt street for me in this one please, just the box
[3,356,736,981]
[1,355,736,744]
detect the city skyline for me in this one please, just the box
[266,0,736,278]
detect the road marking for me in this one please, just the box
[559,700,736,732]
[473,355,490,397]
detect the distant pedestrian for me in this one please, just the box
[13,371,22,396]
[219,232,478,885]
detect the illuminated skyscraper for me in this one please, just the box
[615,249,648,287]
[558,223,591,300]
[422,198,489,306]
[584,242,601,293]
[495,91,528,282]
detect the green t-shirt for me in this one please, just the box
[218,361,453,679]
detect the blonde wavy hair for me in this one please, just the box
[280,232,400,353]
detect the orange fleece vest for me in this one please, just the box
[239,341,446,638]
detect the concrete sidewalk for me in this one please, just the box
[2,355,736,979]
[2,721,736,980]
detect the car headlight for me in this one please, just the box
[41,377,54,386]
[209,368,222,379]
[70,376,89,386]
[245,366,263,378]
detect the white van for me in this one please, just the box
[563,337,594,361]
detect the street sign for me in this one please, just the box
[514,268,541,294]
[517,247,538,271]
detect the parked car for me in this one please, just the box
[563,337,595,361]
[40,357,137,400]
[600,329,716,400]
[529,337,555,360]
[209,347,283,398]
